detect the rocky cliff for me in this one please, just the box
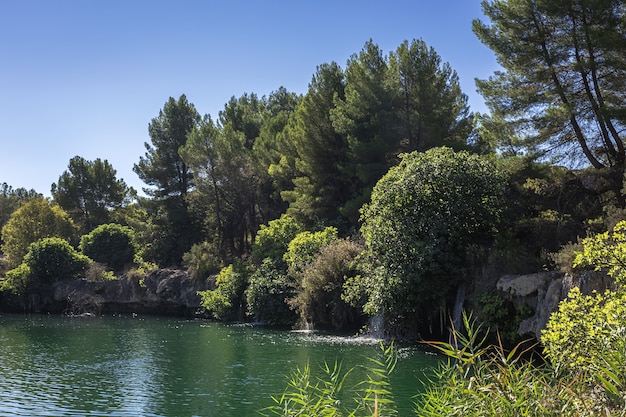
[48,269,212,316]
[497,270,613,340]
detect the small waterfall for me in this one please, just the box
[303,320,314,332]
[291,320,316,333]
[451,282,466,336]
[368,314,385,339]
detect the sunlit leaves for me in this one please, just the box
[473,0,626,168]
[1,198,76,267]
[573,220,626,287]
[354,147,505,320]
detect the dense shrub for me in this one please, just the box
[199,262,247,321]
[543,288,626,371]
[182,241,222,279]
[3,237,91,294]
[1,198,76,267]
[283,226,338,273]
[290,238,364,331]
[26,238,90,284]
[350,147,505,335]
[252,214,303,264]
[246,258,296,326]
[79,223,136,272]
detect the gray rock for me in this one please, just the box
[496,270,612,340]
[51,269,212,316]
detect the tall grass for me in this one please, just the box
[417,313,580,416]
[262,343,397,416]
[265,313,626,416]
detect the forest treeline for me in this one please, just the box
[2,0,626,344]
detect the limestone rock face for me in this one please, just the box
[496,270,611,340]
[51,269,211,316]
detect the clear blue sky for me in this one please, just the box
[0,0,499,196]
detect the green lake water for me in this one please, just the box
[0,314,441,416]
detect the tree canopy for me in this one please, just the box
[133,95,202,265]
[349,147,505,332]
[474,0,626,172]
[79,223,136,273]
[0,183,41,245]
[52,156,132,232]
[1,198,76,268]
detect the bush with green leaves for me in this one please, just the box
[542,288,626,372]
[245,258,296,326]
[542,220,626,371]
[283,226,338,274]
[290,238,364,331]
[199,262,247,321]
[182,241,223,280]
[79,223,136,273]
[541,220,626,413]
[348,147,505,334]
[252,214,303,264]
[573,219,626,288]
[4,237,90,294]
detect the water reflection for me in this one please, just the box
[0,315,440,416]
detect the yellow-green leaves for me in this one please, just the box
[573,220,626,288]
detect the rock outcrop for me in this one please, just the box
[51,269,212,316]
[497,270,612,340]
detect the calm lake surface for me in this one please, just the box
[0,314,441,416]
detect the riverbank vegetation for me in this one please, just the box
[266,220,626,415]
[1,0,625,387]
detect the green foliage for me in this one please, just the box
[245,258,296,326]
[181,112,262,259]
[1,198,76,268]
[133,94,202,265]
[79,223,136,273]
[199,262,247,320]
[281,62,348,227]
[290,238,364,331]
[3,263,31,294]
[252,214,303,264]
[52,156,131,232]
[494,158,606,273]
[476,291,533,344]
[354,147,505,326]
[473,0,626,170]
[182,241,222,280]
[4,237,91,294]
[542,288,626,371]
[283,38,475,227]
[418,313,585,416]
[388,39,473,153]
[283,226,338,273]
[263,342,397,417]
[26,238,90,284]
[573,220,626,287]
[542,221,626,412]
[0,183,41,245]
[134,94,200,199]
